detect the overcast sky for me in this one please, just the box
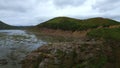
[0,0,120,26]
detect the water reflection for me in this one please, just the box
[0,30,46,68]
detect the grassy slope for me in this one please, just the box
[37,17,120,31]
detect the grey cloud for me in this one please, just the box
[92,0,120,21]
[0,0,39,25]
[0,6,27,13]
[0,0,28,12]
[102,0,120,3]
[93,0,120,12]
[53,0,86,8]
[0,0,40,13]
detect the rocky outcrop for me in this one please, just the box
[22,41,116,68]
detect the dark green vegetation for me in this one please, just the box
[87,27,120,41]
[37,17,120,31]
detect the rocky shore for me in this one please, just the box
[21,40,117,68]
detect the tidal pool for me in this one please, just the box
[0,30,46,68]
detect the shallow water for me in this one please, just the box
[0,30,46,68]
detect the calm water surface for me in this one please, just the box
[0,30,46,68]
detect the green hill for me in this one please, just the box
[37,17,120,31]
[0,21,13,29]
[0,21,30,29]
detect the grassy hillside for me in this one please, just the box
[0,21,14,29]
[87,27,120,41]
[37,17,120,31]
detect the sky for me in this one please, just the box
[0,0,120,26]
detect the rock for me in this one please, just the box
[0,59,8,65]
[22,42,114,68]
